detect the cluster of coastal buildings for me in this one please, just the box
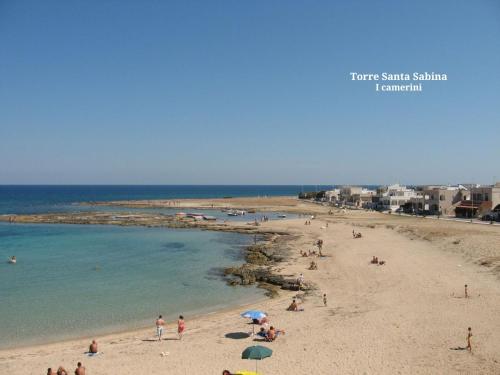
[301,182,500,220]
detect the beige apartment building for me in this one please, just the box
[455,183,500,217]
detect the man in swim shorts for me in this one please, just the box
[156,315,165,341]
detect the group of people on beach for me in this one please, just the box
[155,314,185,341]
[47,362,85,375]
[256,326,285,341]
[370,256,385,266]
[300,249,320,257]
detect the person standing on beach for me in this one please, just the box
[464,284,468,298]
[177,315,185,340]
[297,273,304,290]
[156,315,165,341]
[467,327,473,352]
[323,293,327,307]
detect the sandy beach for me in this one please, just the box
[1,199,500,374]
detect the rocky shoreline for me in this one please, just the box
[223,234,315,298]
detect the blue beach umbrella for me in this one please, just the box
[241,310,267,320]
[241,310,267,334]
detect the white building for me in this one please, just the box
[378,184,417,211]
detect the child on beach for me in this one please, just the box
[178,315,185,339]
[323,293,327,307]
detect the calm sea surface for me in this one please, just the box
[0,185,331,349]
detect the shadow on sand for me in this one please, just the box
[225,332,251,340]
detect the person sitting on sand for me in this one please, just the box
[222,371,233,375]
[89,340,98,354]
[57,366,68,375]
[266,326,285,341]
[378,260,385,266]
[309,261,317,270]
[371,256,378,264]
[74,362,85,375]
[257,327,268,338]
[287,299,298,311]
[47,368,56,375]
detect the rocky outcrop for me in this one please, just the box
[223,237,314,297]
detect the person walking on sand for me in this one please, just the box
[464,284,468,298]
[74,362,85,375]
[323,293,327,307]
[156,315,165,341]
[466,327,473,352]
[177,315,185,339]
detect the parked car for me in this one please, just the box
[481,212,499,222]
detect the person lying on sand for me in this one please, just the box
[89,340,98,354]
[252,315,268,325]
[74,362,85,375]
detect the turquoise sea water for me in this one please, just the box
[0,185,342,349]
[0,223,262,349]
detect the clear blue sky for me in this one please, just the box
[1,0,499,185]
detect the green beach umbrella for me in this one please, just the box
[241,345,272,373]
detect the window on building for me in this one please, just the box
[440,195,445,201]
[485,193,489,201]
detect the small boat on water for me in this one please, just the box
[227,210,239,216]
[203,215,217,221]
[8,256,16,264]
[186,212,204,218]
[277,214,287,218]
